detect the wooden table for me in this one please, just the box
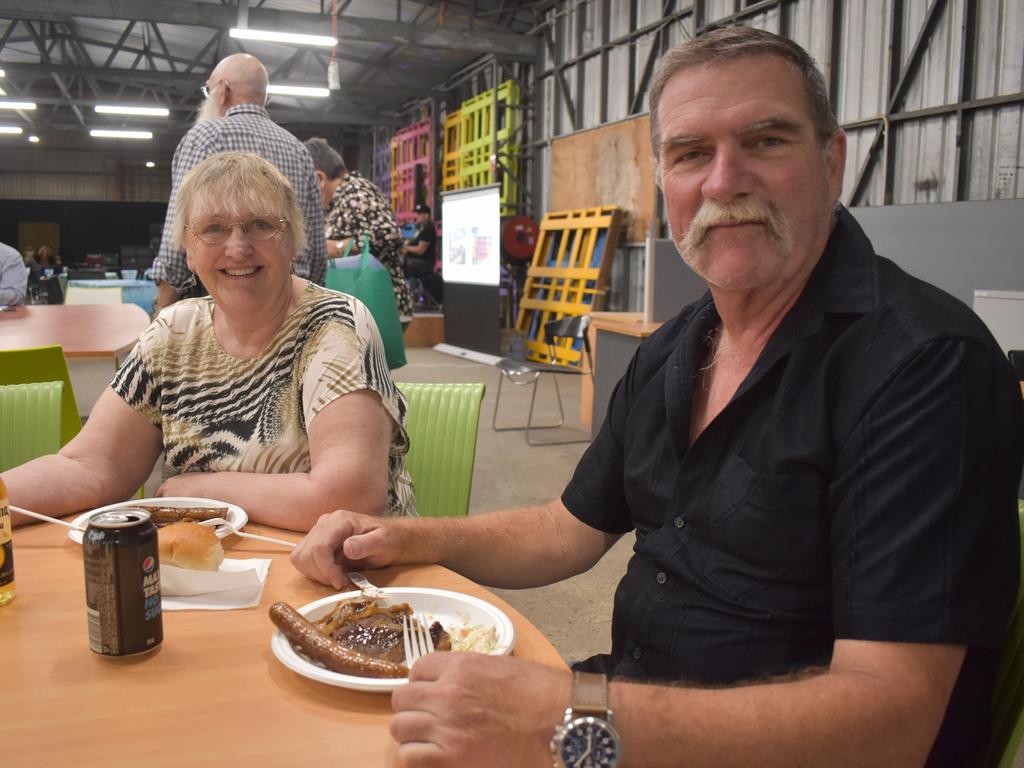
[67,279,158,316]
[0,303,149,358]
[0,521,566,767]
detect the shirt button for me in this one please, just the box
[656,571,667,584]
[632,647,643,660]
[674,516,685,528]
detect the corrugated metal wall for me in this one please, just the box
[0,146,171,202]
[533,0,1023,310]
[536,0,1023,206]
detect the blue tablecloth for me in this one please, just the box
[67,279,157,315]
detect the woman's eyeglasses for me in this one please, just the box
[186,218,289,245]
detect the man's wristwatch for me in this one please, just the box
[550,671,622,767]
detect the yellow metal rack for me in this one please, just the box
[442,110,461,191]
[456,80,521,215]
[516,206,624,366]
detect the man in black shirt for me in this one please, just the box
[290,27,1023,768]
[403,203,443,305]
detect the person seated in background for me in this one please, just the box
[402,203,443,306]
[35,244,62,273]
[0,240,27,306]
[22,245,41,279]
[3,152,415,531]
[290,27,1023,768]
[303,137,414,320]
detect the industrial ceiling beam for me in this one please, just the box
[0,0,539,59]
[0,61,428,102]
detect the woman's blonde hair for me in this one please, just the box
[173,151,306,257]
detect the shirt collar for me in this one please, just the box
[224,102,270,119]
[715,205,879,401]
[799,205,877,317]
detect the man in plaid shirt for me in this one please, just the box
[151,53,327,312]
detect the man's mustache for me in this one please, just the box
[681,198,790,253]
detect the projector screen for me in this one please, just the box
[441,185,501,286]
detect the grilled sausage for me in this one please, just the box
[136,505,228,526]
[270,602,408,679]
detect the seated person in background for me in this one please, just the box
[35,244,62,274]
[22,245,41,281]
[304,137,414,320]
[290,27,1023,767]
[0,240,27,306]
[4,152,415,532]
[402,203,443,306]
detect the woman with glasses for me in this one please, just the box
[4,152,415,531]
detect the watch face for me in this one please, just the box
[555,716,621,767]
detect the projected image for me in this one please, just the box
[441,186,500,286]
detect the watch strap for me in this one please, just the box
[570,671,609,717]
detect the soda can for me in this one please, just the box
[83,508,163,656]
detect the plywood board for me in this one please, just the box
[551,115,657,243]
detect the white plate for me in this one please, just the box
[271,587,516,693]
[66,496,248,544]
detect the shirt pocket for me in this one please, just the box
[701,452,828,612]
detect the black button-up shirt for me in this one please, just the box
[563,208,1023,764]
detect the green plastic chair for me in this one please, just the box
[984,501,1024,768]
[0,345,81,445]
[399,382,485,518]
[0,381,63,472]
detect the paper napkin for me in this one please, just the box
[160,557,271,611]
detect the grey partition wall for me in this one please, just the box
[850,201,1024,309]
[643,238,709,323]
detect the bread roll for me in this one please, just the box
[158,522,224,571]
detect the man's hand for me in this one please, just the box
[152,280,180,317]
[390,653,571,767]
[290,509,406,589]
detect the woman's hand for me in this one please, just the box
[155,473,206,499]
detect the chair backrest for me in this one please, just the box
[985,502,1024,768]
[399,382,485,518]
[65,285,124,305]
[39,274,64,304]
[0,381,63,472]
[1008,351,1024,381]
[543,314,593,372]
[67,268,106,280]
[0,345,81,445]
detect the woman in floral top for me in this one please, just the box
[305,137,413,318]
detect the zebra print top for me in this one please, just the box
[111,282,416,517]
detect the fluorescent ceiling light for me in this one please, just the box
[90,129,153,139]
[229,28,336,47]
[267,84,330,98]
[145,161,155,168]
[95,105,169,117]
[28,134,39,143]
[0,126,23,134]
[0,100,36,110]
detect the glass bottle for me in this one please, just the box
[0,477,14,606]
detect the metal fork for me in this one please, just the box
[402,613,435,668]
[347,571,386,598]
